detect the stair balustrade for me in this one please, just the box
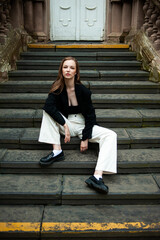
[143,0,160,51]
[0,0,11,45]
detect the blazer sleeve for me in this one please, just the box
[43,93,65,126]
[81,89,97,141]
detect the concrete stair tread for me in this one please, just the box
[9,69,149,76]
[0,149,160,174]
[1,80,159,87]
[0,127,160,149]
[0,93,160,102]
[21,51,136,57]
[0,109,160,129]
[1,205,160,238]
[1,81,159,95]
[17,60,141,70]
[0,173,159,204]
[17,59,141,65]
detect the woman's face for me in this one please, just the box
[62,60,77,80]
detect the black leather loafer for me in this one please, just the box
[85,176,109,194]
[39,151,64,166]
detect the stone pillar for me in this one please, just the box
[107,0,122,43]
[0,2,6,44]
[10,0,24,28]
[33,0,46,41]
[121,0,132,33]
[111,1,122,33]
[131,0,145,31]
[24,0,34,34]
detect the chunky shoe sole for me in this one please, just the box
[85,178,109,194]
[39,155,65,167]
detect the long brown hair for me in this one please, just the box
[49,56,81,94]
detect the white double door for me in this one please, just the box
[50,0,106,41]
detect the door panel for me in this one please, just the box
[80,0,105,40]
[50,0,106,41]
[50,0,76,40]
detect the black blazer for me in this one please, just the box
[43,83,97,140]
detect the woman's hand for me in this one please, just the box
[80,139,89,152]
[63,123,70,143]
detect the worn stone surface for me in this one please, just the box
[0,93,47,102]
[9,70,99,78]
[43,204,160,224]
[92,94,160,103]
[2,127,159,148]
[0,128,24,143]
[111,128,130,144]
[100,70,149,77]
[126,127,160,143]
[0,149,7,161]
[130,29,160,82]
[118,149,160,165]
[96,109,142,122]
[62,174,160,197]
[17,60,141,70]
[89,80,159,88]
[1,149,97,163]
[0,149,160,174]
[0,205,43,237]
[0,109,36,122]
[138,109,160,121]
[0,174,62,195]
[0,205,43,222]
[153,174,160,189]
[20,128,40,144]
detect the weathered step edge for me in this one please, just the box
[1,205,160,238]
[1,149,160,174]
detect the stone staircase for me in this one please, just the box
[0,44,160,239]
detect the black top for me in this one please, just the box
[68,105,81,114]
[43,83,97,141]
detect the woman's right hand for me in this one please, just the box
[63,123,70,143]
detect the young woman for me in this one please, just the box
[39,56,117,194]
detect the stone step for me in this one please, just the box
[0,173,159,205]
[17,60,141,70]
[1,81,159,94]
[0,127,160,150]
[1,205,160,239]
[0,149,160,174]
[0,93,159,109]
[27,43,130,52]
[8,70,149,81]
[0,109,160,128]
[20,51,137,61]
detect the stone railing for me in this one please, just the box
[143,0,160,51]
[0,0,12,45]
[126,0,160,82]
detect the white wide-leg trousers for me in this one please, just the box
[39,111,117,174]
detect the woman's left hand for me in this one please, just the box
[80,139,89,152]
